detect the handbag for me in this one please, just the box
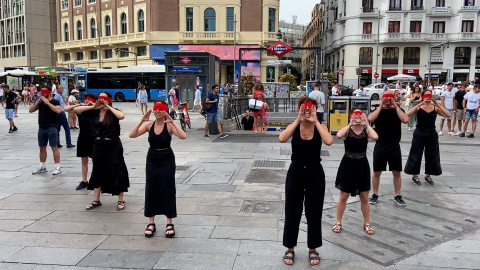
[249,99,264,112]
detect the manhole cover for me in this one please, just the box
[253,160,286,168]
[240,200,284,215]
[245,169,287,184]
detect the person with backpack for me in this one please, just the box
[203,85,227,139]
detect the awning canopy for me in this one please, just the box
[0,69,37,77]
[387,74,417,81]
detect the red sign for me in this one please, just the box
[382,69,398,74]
[361,69,372,74]
[374,73,379,78]
[403,69,419,74]
[180,57,191,64]
[338,69,345,75]
[267,41,293,58]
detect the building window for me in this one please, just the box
[476,48,480,66]
[359,47,373,65]
[119,48,129,57]
[462,20,474,32]
[435,0,445,7]
[62,0,69,9]
[362,0,374,12]
[105,49,113,59]
[389,0,401,10]
[388,21,400,33]
[64,53,71,61]
[77,52,84,61]
[138,10,145,32]
[464,0,475,6]
[268,8,276,32]
[90,51,97,59]
[105,16,111,36]
[121,13,127,34]
[403,47,420,64]
[455,47,471,65]
[363,23,372,34]
[433,21,445,33]
[186,8,193,31]
[137,46,147,56]
[77,21,82,40]
[382,47,399,64]
[411,0,423,10]
[88,0,95,3]
[90,18,96,38]
[75,0,82,6]
[64,23,69,41]
[204,8,216,31]
[226,7,234,32]
[410,21,422,33]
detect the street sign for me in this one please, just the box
[180,57,191,65]
[267,41,293,58]
[267,60,292,66]
[374,73,379,78]
[338,69,344,75]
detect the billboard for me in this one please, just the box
[150,44,261,61]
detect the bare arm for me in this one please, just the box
[129,110,153,138]
[406,101,424,116]
[105,104,125,120]
[315,121,333,145]
[168,120,187,140]
[65,104,81,112]
[463,98,467,110]
[432,99,451,118]
[336,124,351,139]
[43,97,61,114]
[279,119,301,143]
[366,125,378,140]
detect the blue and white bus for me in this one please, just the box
[85,65,166,102]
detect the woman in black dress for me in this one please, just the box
[129,102,186,238]
[278,97,333,266]
[404,90,451,185]
[67,94,97,190]
[333,109,378,235]
[75,91,130,210]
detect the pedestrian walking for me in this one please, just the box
[367,91,409,206]
[333,109,378,236]
[204,85,228,139]
[22,84,29,106]
[278,97,333,266]
[137,84,149,115]
[453,84,467,135]
[129,102,186,238]
[405,90,451,185]
[439,82,455,136]
[460,85,480,138]
[192,85,202,112]
[12,86,21,117]
[3,85,19,133]
[308,81,326,124]
[252,83,266,133]
[54,85,75,148]
[29,86,62,175]
[68,89,80,128]
[68,94,97,190]
[75,92,130,210]
[407,85,422,130]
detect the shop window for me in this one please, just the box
[382,47,399,64]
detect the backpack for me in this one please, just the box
[201,95,213,112]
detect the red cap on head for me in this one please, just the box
[422,93,432,99]
[98,96,112,103]
[153,102,168,112]
[85,97,96,103]
[41,88,52,95]
[303,102,314,108]
[382,93,395,99]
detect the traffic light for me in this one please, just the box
[114,48,119,55]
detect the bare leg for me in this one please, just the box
[81,157,89,183]
[463,119,470,133]
[372,171,382,195]
[392,171,402,196]
[439,119,445,132]
[472,120,477,134]
[335,191,349,225]
[217,121,223,135]
[93,188,101,201]
[204,123,210,135]
[447,119,452,132]
[39,147,47,162]
[452,113,457,131]
[359,191,371,225]
[457,119,463,133]
[51,146,60,163]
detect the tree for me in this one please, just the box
[283,65,302,85]
[279,74,297,93]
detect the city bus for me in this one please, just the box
[85,65,166,102]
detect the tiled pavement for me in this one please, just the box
[0,102,479,269]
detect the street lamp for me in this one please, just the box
[428,42,449,85]
[94,28,101,68]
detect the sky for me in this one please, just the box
[279,0,320,25]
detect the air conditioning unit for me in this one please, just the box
[68,63,76,71]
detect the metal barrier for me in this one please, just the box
[223,97,302,119]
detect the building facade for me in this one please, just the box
[322,0,480,88]
[278,20,305,81]
[54,0,280,84]
[302,4,322,82]
[0,0,57,69]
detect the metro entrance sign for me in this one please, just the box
[267,41,293,58]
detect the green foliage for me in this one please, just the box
[279,74,297,92]
[240,71,256,97]
[283,65,302,85]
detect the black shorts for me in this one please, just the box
[373,143,402,172]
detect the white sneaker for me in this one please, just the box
[467,130,471,134]
[408,127,412,131]
[454,131,461,136]
[32,167,47,175]
[52,167,62,175]
[438,131,443,136]
[448,132,454,135]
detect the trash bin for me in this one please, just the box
[350,96,371,115]
[329,96,350,133]
[209,120,220,135]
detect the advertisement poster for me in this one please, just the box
[263,82,275,98]
[276,83,290,98]
[306,81,316,95]
[150,45,261,61]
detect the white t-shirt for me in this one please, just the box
[353,89,367,96]
[331,86,338,96]
[68,95,76,105]
[195,89,201,101]
[464,91,480,110]
[308,90,325,113]
[440,90,455,110]
[0,88,3,96]
[168,89,176,99]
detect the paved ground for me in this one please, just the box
[1,102,480,270]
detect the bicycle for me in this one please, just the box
[177,99,191,132]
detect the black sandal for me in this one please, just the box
[144,223,156,238]
[85,201,102,210]
[165,224,175,238]
[308,250,321,266]
[117,201,125,211]
[283,249,295,265]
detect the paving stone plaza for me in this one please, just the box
[1,102,480,270]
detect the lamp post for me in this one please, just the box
[276,29,283,79]
[233,14,237,83]
[375,10,380,84]
[94,28,101,68]
[428,42,449,85]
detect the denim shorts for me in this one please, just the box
[465,109,478,121]
[441,109,453,120]
[5,109,14,119]
[206,112,221,124]
[38,127,58,147]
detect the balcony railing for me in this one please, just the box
[409,33,422,39]
[362,34,373,40]
[387,33,402,40]
[411,6,424,10]
[180,31,238,41]
[359,59,373,65]
[382,58,399,65]
[362,7,376,13]
[461,32,475,39]
[54,32,150,50]
[454,58,470,65]
[389,6,402,11]
[403,58,420,65]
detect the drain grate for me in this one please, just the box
[253,160,286,168]
[280,149,330,156]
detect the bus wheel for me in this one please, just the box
[115,93,125,102]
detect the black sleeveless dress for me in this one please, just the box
[335,127,371,196]
[144,122,177,218]
[76,110,95,158]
